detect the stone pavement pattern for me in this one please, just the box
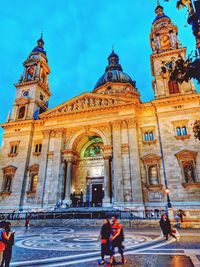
[9,226,200,267]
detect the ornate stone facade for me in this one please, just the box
[0,5,200,217]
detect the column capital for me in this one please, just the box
[102,145,112,159]
[126,118,136,128]
[54,128,66,138]
[111,120,121,130]
[42,129,51,139]
[121,144,129,153]
[121,120,128,129]
[62,149,78,162]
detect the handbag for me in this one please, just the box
[101,239,107,244]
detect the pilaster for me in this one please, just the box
[127,118,143,204]
[36,130,50,206]
[111,120,123,204]
[103,145,112,206]
[48,129,65,204]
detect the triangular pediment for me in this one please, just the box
[40,92,135,118]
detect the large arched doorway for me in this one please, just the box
[62,132,112,207]
[74,136,104,207]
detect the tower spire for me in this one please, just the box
[156,0,160,6]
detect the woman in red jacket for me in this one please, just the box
[0,222,12,265]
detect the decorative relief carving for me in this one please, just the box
[62,149,78,162]
[102,145,112,159]
[57,97,122,113]
[126,118,136,128]
[175,150,198,162]
[40,94,134,118]
[47,151,54,158]
[121,144,129,153]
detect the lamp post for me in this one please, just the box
[165,188,172,208]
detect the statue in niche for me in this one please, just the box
[148,165,159,185]
[27,66,34,80]
[184,162,195,183]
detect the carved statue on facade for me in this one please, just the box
[184,162,195,183]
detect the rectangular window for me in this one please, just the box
[35,143,42,153]
[144,131,154,141]
[8,141,20,157]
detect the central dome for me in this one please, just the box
[94,69,135,89]
[94,50,136,89]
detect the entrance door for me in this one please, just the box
[92,184,103,207]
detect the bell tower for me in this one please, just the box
[10,34,51,121]
[150,2,196,98]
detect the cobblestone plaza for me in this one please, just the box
[8,223,200,267]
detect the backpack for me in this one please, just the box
[0,229,4,241]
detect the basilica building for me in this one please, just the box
[0,4,200,217]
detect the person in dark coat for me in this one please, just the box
[1,222,14,267]
[159,214,177,240]
[99,217,111,265]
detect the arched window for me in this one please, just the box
[144,132,149,141]
[168,80,179,94]
[149,132,154,141]
[176,127,181,136]
[18,106,25,119]
[148,165,159,185]
[182,126,187,136]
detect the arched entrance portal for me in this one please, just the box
[62,132,112,207]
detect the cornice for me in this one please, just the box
[1,119,34,129]
[93,81,135,93]
[15,80,51,97]
[150,47,186,60]
[40,103,136,121]
[151,93,200,107]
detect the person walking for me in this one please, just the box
[0,222,12,266]
[99,217,111,265]
[25,216,30,230]
[1,222,15,267]
[109,215,126,265]
[159,214,177,240]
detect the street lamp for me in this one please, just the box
[165,188,172,208]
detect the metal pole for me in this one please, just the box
[152,104,172,211]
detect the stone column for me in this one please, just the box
[64,160,73,204]
[36,130,50,206]
[121,120,132,203]
[48,129,65,204]
[127,119,143,205]
[62,150,77,205]
[103,156,111,206]
[112,121,123,205]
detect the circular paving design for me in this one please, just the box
[15,227,152,252]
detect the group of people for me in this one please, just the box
[159,214,180,241]
[0,221,14,267]
[99,215,126,266]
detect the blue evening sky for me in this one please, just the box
[0,0,199,146]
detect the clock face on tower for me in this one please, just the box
[22,91,29,97]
